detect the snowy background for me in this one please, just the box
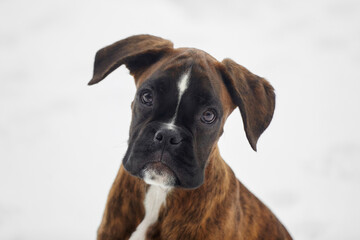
[1,0,360,239]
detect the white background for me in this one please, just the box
[1,0,360,239]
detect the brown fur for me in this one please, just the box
[98,148,292,240]
[90,35,292,240]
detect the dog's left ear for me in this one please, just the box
[88,34,173,85]
[219,58,275,151]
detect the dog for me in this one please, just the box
[89,34,292,240]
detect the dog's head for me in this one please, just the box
[89,35,275,189]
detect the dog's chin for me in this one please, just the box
[140,162,177,188]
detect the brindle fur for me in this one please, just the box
[90,35,292,240]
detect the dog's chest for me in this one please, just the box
[129,185,168,240]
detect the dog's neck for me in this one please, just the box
[138,145,237,239]
[129,144,229,240]
[97,144,240,240]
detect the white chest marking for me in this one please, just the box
[129,186,169,240]
[168,69,192,127]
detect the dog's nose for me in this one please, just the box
[154,129,182,145]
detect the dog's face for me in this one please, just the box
[122,51,232,189]
[89,35,275,189]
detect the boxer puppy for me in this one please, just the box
[89,35,292,240]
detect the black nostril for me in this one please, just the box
[154,129,182,145]
[154,132,163,142]
[169,137,181,145]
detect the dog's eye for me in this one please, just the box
[140,91,153,106]
[201,109,216,124]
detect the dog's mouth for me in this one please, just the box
[123,141,203,189]
[140,162,180,188]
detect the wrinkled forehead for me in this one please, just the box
[136,49,234,114]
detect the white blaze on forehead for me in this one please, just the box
[178,69,191,96]
[169,68,192,126]
[129,185,169,240]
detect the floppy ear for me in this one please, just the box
[88,34,173,85]
[220,58,275,151]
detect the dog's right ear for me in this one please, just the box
[88,34,173,85]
